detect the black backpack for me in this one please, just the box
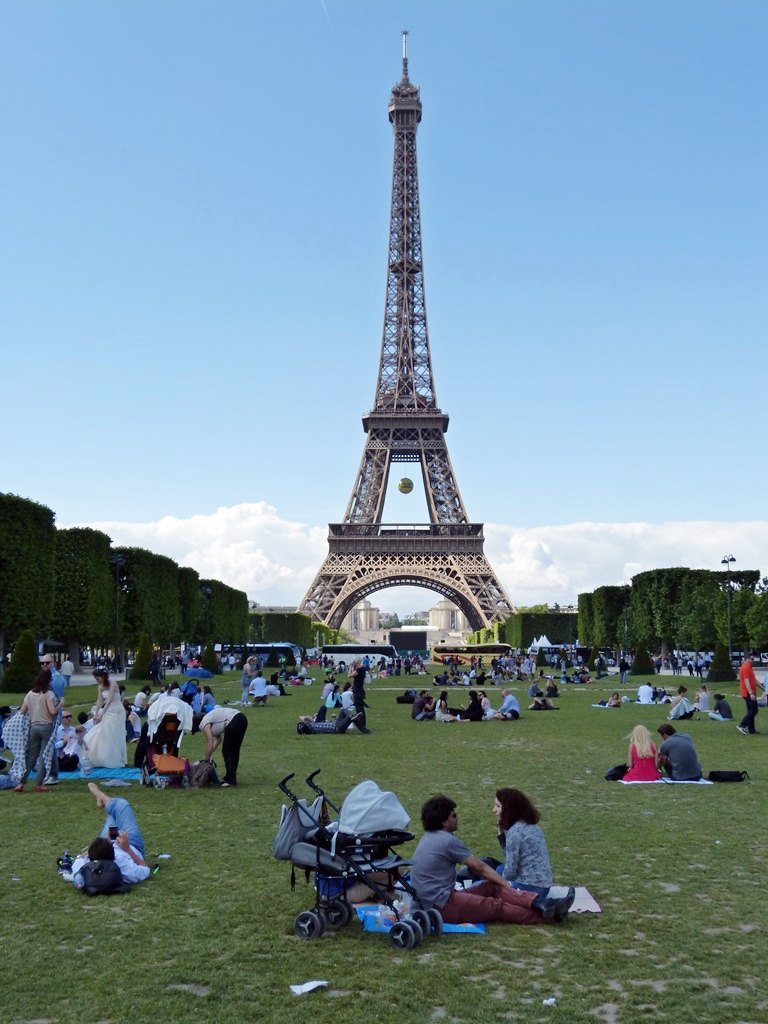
[707,770,750,783]
[78,859,132,896]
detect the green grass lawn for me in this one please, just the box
[2,669,765,1024]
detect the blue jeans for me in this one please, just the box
[99,797,145,856]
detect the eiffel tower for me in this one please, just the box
[298,36,513,631]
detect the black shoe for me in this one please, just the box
[534,887,575,922]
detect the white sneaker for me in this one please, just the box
[44,777,61,785]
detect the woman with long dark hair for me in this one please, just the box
[493,788,553,892]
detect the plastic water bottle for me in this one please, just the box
[80,751,91,778]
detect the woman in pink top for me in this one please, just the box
[622,724,661,782]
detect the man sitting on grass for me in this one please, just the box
[410,795,574,927]
[656,725,702,781]
[494,690,520,720]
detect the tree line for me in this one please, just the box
[578,567,768,654]
[0,492,249,666]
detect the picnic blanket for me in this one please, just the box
[354,905,485,934]
[32,767,142,781]
[571,886,601,913]
[620,777,713,785]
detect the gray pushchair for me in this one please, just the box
[273,770,442,949]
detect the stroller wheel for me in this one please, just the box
[388,920,416,951]
[404,916,424,947]
[410,909,431,939]
[324,899,352,928]
[425,908,443,937]
[294,910,324,940]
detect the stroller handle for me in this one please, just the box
[277,773,296,798]
[305,768,322,790]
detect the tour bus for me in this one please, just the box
[241,642,303,667]
[320,643,398,664]
[430,642,513,664]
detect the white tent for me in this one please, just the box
[537,635,554,649]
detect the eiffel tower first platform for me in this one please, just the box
[298,36,514,631]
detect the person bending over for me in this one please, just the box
[71,783,150,887]
[410,795,574,927]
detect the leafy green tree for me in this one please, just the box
[629,643,655,676]
[177,567,202,645]
[200,643,219,675]
[630,569,693,652]
[0,493,56,654]
[119,547,181,649]
[1,628,40,692]
[706,642,737,683]
[50,528,113,663]
[591,586,630,650]
[130,633,153,681]
[197,580,249,646]
[676,573,720,649]
[745,590,768,649]
[577,593,594,647]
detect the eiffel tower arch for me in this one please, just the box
[298,36,514,632]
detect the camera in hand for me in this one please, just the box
[108,826,119,840]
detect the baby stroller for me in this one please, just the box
[136,697,194,789]
[273,770,442,949]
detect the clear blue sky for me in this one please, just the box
[3,2,766,613]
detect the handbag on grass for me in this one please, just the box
[707,770,750,783]
[604,763,628,781]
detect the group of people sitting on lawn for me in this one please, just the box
[409,689,522,721]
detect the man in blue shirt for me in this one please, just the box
[494,689,520,720]
[41,655,67,784]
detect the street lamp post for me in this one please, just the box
[721,554,736,662]
[109,553,126,672]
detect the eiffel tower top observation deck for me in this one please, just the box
[298,36,513,630]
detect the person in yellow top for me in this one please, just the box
[737,656,762,735]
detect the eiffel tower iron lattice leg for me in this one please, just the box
[298,36,513,632]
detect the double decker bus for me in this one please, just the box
[431,642,513,664]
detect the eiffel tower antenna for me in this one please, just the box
[298,39,514,630]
